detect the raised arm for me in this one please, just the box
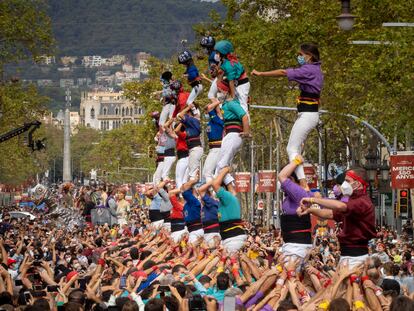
[279,155,304,182]
[251,69,287,77]
[212,167,230,192]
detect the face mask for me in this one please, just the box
[297,55,306,65]
[340,181,353,197]
[214,53,221,63]
[217,92,226,103]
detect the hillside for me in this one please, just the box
[48,0,225,57]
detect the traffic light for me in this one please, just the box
[398,189,409,214]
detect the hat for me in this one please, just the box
[66,270,78,282]
[7,258,16,266]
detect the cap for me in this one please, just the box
[66,270,78,282]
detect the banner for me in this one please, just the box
[257,170,276,193]
[235,172,251,192]
[390,153,414,189]
[304,163,318,189]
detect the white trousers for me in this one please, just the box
[153,161,164,184]
[159,104,175,127]
[286,112,319,180]
[161,156,176,180]
[203,148,221,183]
[340,254,369,269]
[187,84,203,106]
[188,228,204,245]
[188,146,203,178]
[204,232,221,248]
[236,82,250,114]
[215,133,243,185]
[170,228,188,243]
[222,234,247,254]
[175,157,189,189]
[281,242,313,260]
[208,78,218,99]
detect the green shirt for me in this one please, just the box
[222,99,246,123]
[217,187,241,222]
[220,59,245,81]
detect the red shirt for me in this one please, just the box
[170,196,184,219]
[333,190,376,247]
[176,130,188,152]
[173,91,190,117]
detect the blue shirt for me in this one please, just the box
[183,189,201,223]
[149,194,162,211]
[186,64,200,83]
[207,110,224,142]
[201,194,219,223]
[181,115,201,138]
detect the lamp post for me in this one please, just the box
[337,0,356,31]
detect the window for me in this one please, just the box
[103,108,107,115]
[115,107,119,115]
[122,107,125,116]
[82,108,85,116]
[90,108,95,119]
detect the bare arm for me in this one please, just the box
[212,167,230,192]
[305,207,334,219]
[278,156,303,182]
[302,197,347,213]
[251,69,287,77]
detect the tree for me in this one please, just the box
[0,0,54,185]
[193,0,413,169]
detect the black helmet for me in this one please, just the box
[178,50,192,64]
[200,36,215,49]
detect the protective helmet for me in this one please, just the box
[170,80,182,91]
[178,50,192,64]
[200,36,215,49]
[161,71,173,82]
[214,40,234,56]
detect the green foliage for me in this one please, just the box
[0,0,54,185]
[193,0,413,168]
[48,0,225,57]
[0,0,54,73]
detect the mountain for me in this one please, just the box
[48,0,225,58]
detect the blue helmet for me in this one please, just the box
[200,36,216,49]
[214,40,234,56]
[178,50,192,64]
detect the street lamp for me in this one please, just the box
[364,149,379,182]
[380,159,390,182]
[337,0,356,31]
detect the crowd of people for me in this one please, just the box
[0,36,412,311]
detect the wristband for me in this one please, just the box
[318,300,329,310]
[323,279,332,288]
[183,259,191,266]
[221,256,227,263]
[208,255,215,260]
[354,301,365,310]
[98,259,105,267]
[276,264,283,273]
[276,278,285,286]
[375,288,383,296]
[217,267,224,273]
[350,275,360,285]
[361,276,370,283]
[293,156,303,166]
[232,269,239,278]
[151,265,159,272]
[230,257,237,265]
[287,270,296,279]
[315,271,323,280]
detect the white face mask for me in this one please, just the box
[340,181,353,197]
[214,53,221,62]
[217,92,226,103]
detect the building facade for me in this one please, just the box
[79,91,143,131]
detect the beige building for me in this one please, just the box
[79,91,143,131]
